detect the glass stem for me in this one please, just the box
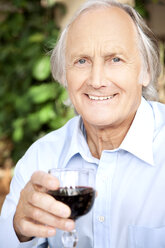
[62,229,78,248]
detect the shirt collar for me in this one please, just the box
[120,97,154,166]
[62,97,155,167]
[62,116,96,168]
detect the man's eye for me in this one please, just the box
[112,57,121,63]
[78,59,86,64]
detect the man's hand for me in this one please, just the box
[13,171,75,242]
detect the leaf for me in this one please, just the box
[50,116,68,130]
[28,83,57,104]
[38,104,56,124]
[14,95,32,114]
[29,33,45,43]
[12,119,25,142]
[12,127,24,142]
[58,89,69,104]
[27,104,56,130]
[32,56,51,81]
[27,113,41,131]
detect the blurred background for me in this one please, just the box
[0,0,165,209]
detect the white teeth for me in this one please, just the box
[88,95,114,100]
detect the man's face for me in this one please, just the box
[65,7,147,129]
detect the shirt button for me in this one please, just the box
[98,216,105,222]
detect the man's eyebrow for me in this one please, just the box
[104,52,124,57]
[67,46,129,61]
[103,46,127,56]
[67,53,90,61]
[103,47,130,60]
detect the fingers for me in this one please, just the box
[14,170,75,241]
[17,218,57,239]
[31,171,60,190]
[19,217,74,239]
[29,171,71,219]
[28,190,71,218]
[24,204,74,232]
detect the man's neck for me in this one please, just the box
[83,114,136,159]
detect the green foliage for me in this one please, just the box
[0,1,74,163]
[135,0,149,17]
[135,0,162,18]
[32,56,51,81]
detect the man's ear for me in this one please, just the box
[142,72,150,87]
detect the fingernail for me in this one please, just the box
[65,221,74,231]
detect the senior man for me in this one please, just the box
[1,0,165,247]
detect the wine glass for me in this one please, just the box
[48,168,96,248]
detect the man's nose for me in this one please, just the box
[87,61,106,88]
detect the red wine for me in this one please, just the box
[48,186,95,220]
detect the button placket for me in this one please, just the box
[93,151,118,248]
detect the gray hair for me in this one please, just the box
[51,0,161,101]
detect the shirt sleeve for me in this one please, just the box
[0,205,41,248]
[0,144,47,248]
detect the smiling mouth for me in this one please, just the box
[87,94,117,100]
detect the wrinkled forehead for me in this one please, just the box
[66,6,139,56]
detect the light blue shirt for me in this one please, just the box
[1,97,165,248]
